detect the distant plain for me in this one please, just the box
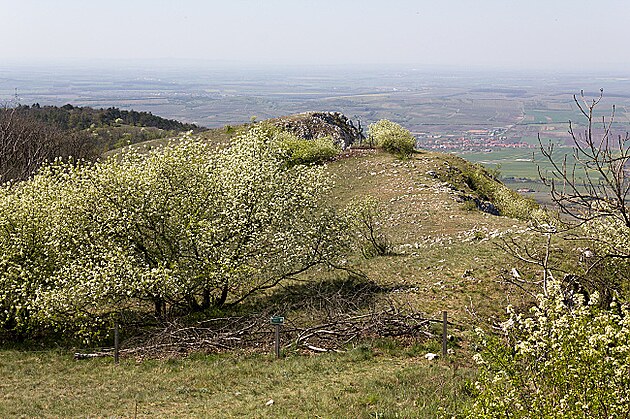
[3,64,630,188]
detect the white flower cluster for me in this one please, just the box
[0,129,350,340]
[468,280,630,418]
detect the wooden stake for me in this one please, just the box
[114,322,120,365]
[274,324,281,359]
[442,311,447,358]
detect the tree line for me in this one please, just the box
[0,104,205,183]
[11,104,202,132]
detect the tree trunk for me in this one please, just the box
[202,288,211,310]
[154,298,165,319]
[216,282,229,307]
[186,294,201,312]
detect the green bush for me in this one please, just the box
[277,134,340,166]
[467,281,630,418]
[461,165,537,220]
[367,119,415,157]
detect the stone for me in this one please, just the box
[269,112,364,149]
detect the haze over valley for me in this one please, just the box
[5,63,630,196]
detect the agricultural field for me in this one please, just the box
[4,65,630,136]
[453,147,580,181]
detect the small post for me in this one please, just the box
[270,316,285,359]
[114,322,120,365]
[442,310,448,358]
[274,324,281,359]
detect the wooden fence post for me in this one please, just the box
[442,311,447,358]
[275,324,281,359]
[114,322,120,365]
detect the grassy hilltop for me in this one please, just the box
[0,114,540,418]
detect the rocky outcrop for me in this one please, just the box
[270,112,364,149]
[453,194,500,215]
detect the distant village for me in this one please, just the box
[415,127,533,151]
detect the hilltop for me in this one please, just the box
[0,111,539,417]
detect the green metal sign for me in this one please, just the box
[270,316,285,325]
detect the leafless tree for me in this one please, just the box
[500,90,630,306]
[0,107,96,183]
[539,89,630,230]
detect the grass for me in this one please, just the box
[0,346,475,418]
[1,144,542,417]
[325,149,533,321]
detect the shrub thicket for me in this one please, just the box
[0,128,350,341]
[367,119,415,157]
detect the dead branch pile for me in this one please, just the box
[119,313,272,359]
[83,307,440,359]
[292,308,436,353]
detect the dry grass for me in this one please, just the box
[327,149,532,323]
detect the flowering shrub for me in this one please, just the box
[467,281,630,418]
[579,215,630,301]
[0,129,350,339]
[367,119,415,157]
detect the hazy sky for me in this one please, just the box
[2,0,629,71]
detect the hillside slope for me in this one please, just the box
[106,114,533,324]
[0,114,540,418]
[323,149,530,323]
[0,147,536,418]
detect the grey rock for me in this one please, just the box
[269,112,363,149]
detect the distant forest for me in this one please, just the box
[13,103,202,133]
[0,104,205,183]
